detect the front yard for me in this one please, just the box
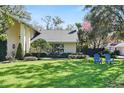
[0,59,124,88]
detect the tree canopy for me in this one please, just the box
[0,5,31,35]
[77,5,124,49]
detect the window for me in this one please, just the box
[50,43,64,54]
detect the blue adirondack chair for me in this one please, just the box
[104,53,114,64]
[94,53,102,64]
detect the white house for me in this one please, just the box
[6,15,40,57]
[114,42,124,55]
[31,30,79,54]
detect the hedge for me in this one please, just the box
[0,40,7,61]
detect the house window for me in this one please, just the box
[50,43,64,54]
[12,44,15,49]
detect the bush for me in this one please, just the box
[104,49,110,53]
[40,53,48,57]
[31,53,48,57]
[68,54,85,59]
[0,40,7,61]
[82,48,104,57]
[25,53,32,57]
[48,53,71,58]
[114,50,120,55]
[6,56,15,62]
[15,43,24,60]
[60,53,71,58]
[24,56,38,61]
[110,52,116,58]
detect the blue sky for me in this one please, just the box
[26,5,88,28]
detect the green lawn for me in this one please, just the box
[0,59,124,88]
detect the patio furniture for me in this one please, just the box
[104,53,114,64]
[94,53,102,64]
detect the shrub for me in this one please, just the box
[25,53,32,57]
[48,53,71,58]
[24,56,38,61]
[40,53,48,57]
[114,50,120,55]
[60,53,71,58]
[103,49,110,54]
[15,43,24,60]
[82,48,104,57]
[6,56,15,63]
[110,52,116,58]
[68,54,85,59]
[31,53,48,57]
[0,40,7,61]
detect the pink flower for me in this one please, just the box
[82,21,92,31]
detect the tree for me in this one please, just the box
[52,16,64,30]
[0,5,31,39]
[41,16,52,30]
[15,43,24,60]
[76,22,92,48]
[32,21,44,31]
[65,24,75,31]
[31,39,51,57]
[82,5,124,48]
[84,5,124,36]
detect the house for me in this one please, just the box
[106,42,119,52]
[6,15,40,57]
[31,30,79,54]
[114,42,124,55]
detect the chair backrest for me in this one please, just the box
[94,53,100,60]
[104,53,111,61]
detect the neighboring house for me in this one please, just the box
[6,16,40,57]
[106,42,119,52]
[106,42,124,55]
[31,30,78,54]
[114,42,124,55]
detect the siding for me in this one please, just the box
[64,43,76,53]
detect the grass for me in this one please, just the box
[0,58,124,88]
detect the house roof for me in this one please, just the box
[31,30,79,43]
[114,42,124,47]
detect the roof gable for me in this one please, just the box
[32,30,79,43]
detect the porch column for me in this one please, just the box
[25,28,31,53]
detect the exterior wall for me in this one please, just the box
[20,24,34,54]
[25,27,31,53]
[64,43,76,53]
[6,21,20,57]
[7,22,34,57]
[117,47,124,55]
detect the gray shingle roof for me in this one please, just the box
[31,30,79,43]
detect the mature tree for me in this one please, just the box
[65,24,76,31]
[84,5,124,39]
[76,21,92,48]
[0,5,31,40]
[41,16,52,30]
[31,39,51,54]
[52,16,64,30]
[32,21,44,31]
[79,5,124,48]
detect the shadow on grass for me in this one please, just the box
[0,59,124,88]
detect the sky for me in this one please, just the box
[26,5,88,28]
